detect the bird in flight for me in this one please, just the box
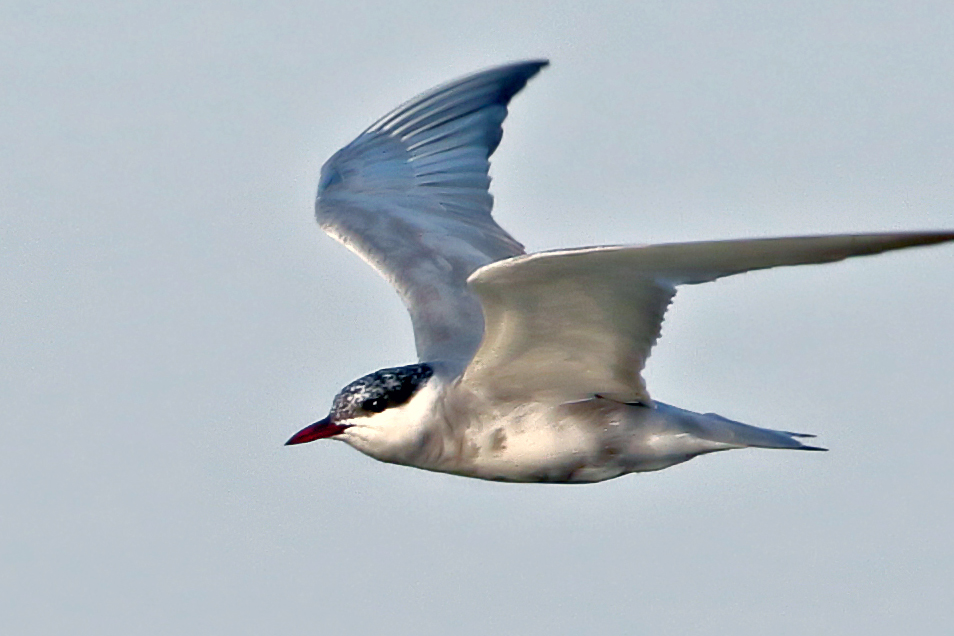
[286,60,953,483]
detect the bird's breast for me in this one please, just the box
[425,395,632,483]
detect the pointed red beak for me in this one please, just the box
[285,417,349,445]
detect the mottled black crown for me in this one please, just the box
[330,364,434,421]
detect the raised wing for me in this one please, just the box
[463,232,954,404]
[316,61,548,367]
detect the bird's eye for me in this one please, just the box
[362,397,387,413]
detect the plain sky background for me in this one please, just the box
[3,1,953,634]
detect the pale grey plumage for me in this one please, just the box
[315,61,544,368]
[289,60,954,483]
[464,233,954,406]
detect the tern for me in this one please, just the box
[286,60,953,483]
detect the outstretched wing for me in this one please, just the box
[316,60,548,367]
[463,232,954,404]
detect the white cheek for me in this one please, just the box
[337,381,443,458]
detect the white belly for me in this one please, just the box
[441,398,724,483]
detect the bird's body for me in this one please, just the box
[338,373,815,483]
[286,60,954,483]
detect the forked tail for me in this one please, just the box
[696,411,828,451]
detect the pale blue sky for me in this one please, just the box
[2,1,953,634]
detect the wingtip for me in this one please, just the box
[919,230,954,246]
[491,59,550,99]
[499,58,549,71]
[523,58,550,71]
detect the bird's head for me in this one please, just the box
[285,363,435,446]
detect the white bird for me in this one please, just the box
[286,60,953,483]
